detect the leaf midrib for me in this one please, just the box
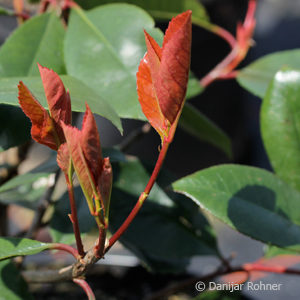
[26,13,57,76]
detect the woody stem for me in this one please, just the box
[94,225,106,258]
[65,174,85,257]
[106,139,170,253]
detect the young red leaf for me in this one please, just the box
[57,143,71,175]
[61,104,109,223]
[62,122,98,216]
[80,104,103,186]
[156,10,192,124]
[137,11,192,140]
[136,53,167,140]
[98,157,113,222]
[18,81,58,150]
[38,64,71,142]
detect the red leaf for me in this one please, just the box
[57,143,70,175]
[18,81,58,150]
[156,10,192,124]
[221,271,249,285]
[98,157,113,221]
[38,64,71,142]
[137,11,192,139]
[136,53,167,139]
[244,255,300,274]
[222,254,300,284]
[61,104,105,217]
[81,104,103,185]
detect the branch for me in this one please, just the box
[200,0,257,87]
[73,278,96,300]
[22,246,98,283]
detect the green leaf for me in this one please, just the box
[0,182,46,209]
[110,158,217,272]
[0,237,53,260]
[237,49,300,98]
[0,172,52,208]
[180,103,232,158]
[50,187,95,244]
[0,260,33,300]
[261,69,300,191]
[0,12,65,150]
[173,164,300,252]
[0,13,65,77]
[65,4,162,119]
[186,74,203,99]
[264,245,298,258]
[0,76,122,133]
[0,6,14,16]
[65,5,201,120]
[74,0,209,22]
[0,173,51,193]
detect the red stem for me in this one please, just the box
[65,175,85,257]
[94,226,106,258]
[73,278,96,300]
[211,25,237,49]
[106,139,170,252]
[50,243,80,259]
[243,263,300,275]
[200,0,256,87]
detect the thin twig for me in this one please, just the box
[22,246,99,283]
[65,173,85,257]
[106,138,170,253]
[200,0,257,87]
[73,278,96,300]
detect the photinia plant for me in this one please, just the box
[1,0,300,299]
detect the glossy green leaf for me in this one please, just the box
[74,0,209,22]
[173,164,300,252]
[0,172,52,208]
[0,173,51,193]
[237,49,300,98]
[0,260,33,300]
[0,76,122,132]
[0,12,65,150]
[65,5,201,120]
[0,183,46,209]
[180,103,232,157]
[110,158,217,272]
[65,4,162,119]
[0,13,65,77]
[0,237,52,260]
[50,187,95,244]
[261,69,300,191]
